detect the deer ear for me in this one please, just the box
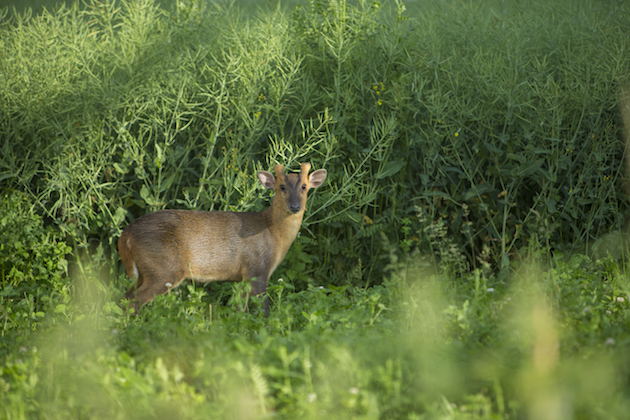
[257,171,275,189]
[308,169,327,189]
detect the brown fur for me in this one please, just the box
[118,163,327,313]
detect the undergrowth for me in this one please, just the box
[2,0,630,418]
[2,238,630,419]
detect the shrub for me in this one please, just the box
[0,191,72,354]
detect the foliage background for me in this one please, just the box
[1,0,630,418]
[2,0,629,287]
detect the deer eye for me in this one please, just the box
[301,184,307,190]
[280,185,286,191]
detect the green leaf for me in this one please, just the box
[515,160,543,177]
[298,252,312,263]
[376,159,405,179]
[501,253,510,269]
[158,174,176,193]
[113,207,128,226]
[155,143,163,169]
[423,190,451,199]
[463,184,495,201]
[112,163,126,174]
[484,142,503,156]
[507,153,526,163]
[140,185,157,206]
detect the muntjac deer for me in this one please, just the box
[118,163,327,313]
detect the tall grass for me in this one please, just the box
[2,0,629,286]
[2,0,630,418]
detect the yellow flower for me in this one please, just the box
[455,132,459,137]
[378,100,382,106]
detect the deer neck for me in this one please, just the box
[265,201,304,249]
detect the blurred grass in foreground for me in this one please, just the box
[2,249,629,419]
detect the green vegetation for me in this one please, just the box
[1,0,630,418]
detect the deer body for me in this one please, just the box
[118,163,327,312]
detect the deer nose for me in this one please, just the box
[290,203,301,213]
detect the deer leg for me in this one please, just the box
[250,276,270,316]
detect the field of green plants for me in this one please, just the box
[2,0,630,418]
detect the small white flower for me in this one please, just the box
[486,288,494,293]
[583,306,591,313]
[278,278,284,283]
[605,337,616,346]
[319,286,324,290]
[112,329,119,335]
[165,282,173,289]
[307,393,317,403]
[349,387,359,395]
[19,346,27,353]
[506,297,512,302]
[617,296,625,303]
[606,310,612,316]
